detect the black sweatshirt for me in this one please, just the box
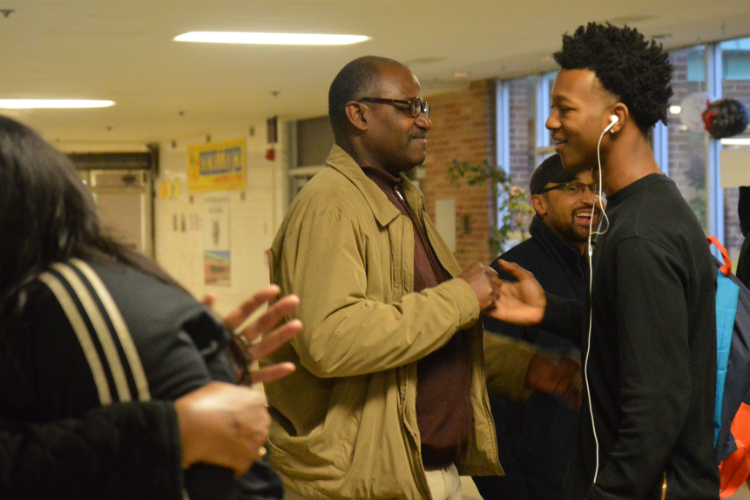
[542,174,719,500]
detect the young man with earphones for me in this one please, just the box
[492,23,719,500]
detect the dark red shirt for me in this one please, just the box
[362,166,472,470]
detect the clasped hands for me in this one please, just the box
[460,260,582,408]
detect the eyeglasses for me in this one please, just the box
[539,181,599,196]
[358,97,431,118]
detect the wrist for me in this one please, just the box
[175,397,201,470]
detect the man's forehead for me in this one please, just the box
[378,63,421,96]
[553,69,595,94]
[552,69,613,103]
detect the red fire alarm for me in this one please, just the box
[265,148,275,161]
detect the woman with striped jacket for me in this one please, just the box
[0,114,300,500]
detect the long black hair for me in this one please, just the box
[0,114,180,321]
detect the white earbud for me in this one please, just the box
[604,115,619,135]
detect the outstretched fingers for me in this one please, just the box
[249,319,303,362]
[251,362,296,384]
[224,285,281,331]
[200,292,218,309]
[495,259,533,282]
[484,261,546,326]
[236,294,300,346]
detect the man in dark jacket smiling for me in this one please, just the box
[474,154,601,500]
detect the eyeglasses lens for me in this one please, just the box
[410,98,430,118]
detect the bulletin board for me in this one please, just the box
[188,138,246,193]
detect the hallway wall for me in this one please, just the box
[153,123,288,317]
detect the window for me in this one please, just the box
[720,36,750,261]
[668,46,709,231]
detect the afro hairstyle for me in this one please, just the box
[553,22,673,132]
[328,56,404,139]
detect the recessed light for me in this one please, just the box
[669,105,682,115]
[453,72,468,78]
[721,138,750,145]
[174,32,370,45]
[0,99,115,109]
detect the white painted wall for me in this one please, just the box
[154,122,289,317]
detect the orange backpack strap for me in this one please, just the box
[709,236,732,277]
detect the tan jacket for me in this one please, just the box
[266,145,536,499]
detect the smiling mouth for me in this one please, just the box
[574,209,596,223]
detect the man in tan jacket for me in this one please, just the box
[265,56,580,500]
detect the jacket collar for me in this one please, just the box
[529,216,588,278]
[325,144,424,227]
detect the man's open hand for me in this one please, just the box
[483,260,547,326]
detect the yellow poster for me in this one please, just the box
[188,138,246,193]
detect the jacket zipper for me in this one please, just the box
[394,185,406,203]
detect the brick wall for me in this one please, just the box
[422,77,537,270]
[423,80,496,270]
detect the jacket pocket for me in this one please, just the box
[269,376,365,475]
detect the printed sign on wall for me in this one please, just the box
[203,196,231,286]
[188,138,246,193]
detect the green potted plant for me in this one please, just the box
[447,158,534,255]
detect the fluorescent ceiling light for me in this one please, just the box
[174,31,370,45]
[721,138,750,146]
[669,105,681,115]
[0,99,115,109]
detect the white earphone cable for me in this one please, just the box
[585,116,616,483]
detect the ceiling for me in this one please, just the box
[2,0,750,147]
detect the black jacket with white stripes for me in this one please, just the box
[0,258,281,500]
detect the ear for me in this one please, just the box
[345,101,369,132]
[530,194,547,217]
[609,102,629,134]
